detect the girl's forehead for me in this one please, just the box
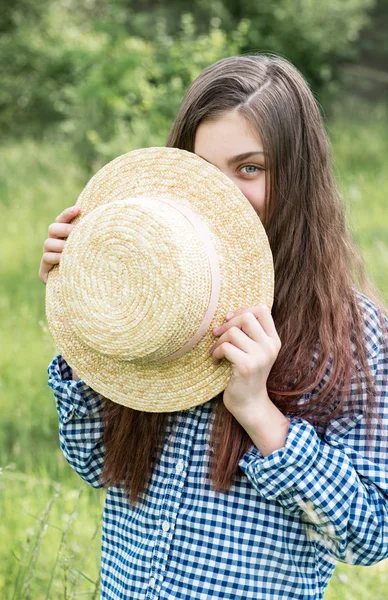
[194,111,264,162]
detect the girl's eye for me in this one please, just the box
[239,165,263,175]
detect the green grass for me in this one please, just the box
[1,112,387,597]
[0,471,103,599]
[327,103,388,300]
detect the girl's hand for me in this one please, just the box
[38,206,80,284]
[209,305,281,424]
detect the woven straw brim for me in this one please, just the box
[45,147,274,412]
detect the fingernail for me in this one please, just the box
[225,312,234,320]
[213,326,221,334]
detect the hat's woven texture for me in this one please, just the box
[46,147,274,412]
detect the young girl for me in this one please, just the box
[39,54,388,599]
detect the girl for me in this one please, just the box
[39,54,388,599]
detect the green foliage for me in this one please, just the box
[343,0,388,99]
[61,14,247,169]
[0,2,247,168]
[204,0,376,94]
[358,0,388,67]
[0,0,381,162]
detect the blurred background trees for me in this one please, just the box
[1,0,387,168]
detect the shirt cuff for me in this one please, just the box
[48,354,104,423]
[238,418,320,501]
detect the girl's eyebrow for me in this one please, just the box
[196,151,265,166]
[226,151,265,166]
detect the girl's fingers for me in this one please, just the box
[39,252,60,284]
[48,222,77,239]
[42,252,61,265]
[212,341,244,366]
[210,326,255,357]
[225,305,278,340]
[43,238,66,253]
[55,206,80,224]
[39,207,80,284]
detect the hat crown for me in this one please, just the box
[60,196,220,363]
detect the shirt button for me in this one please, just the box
[162,520,170,532]
[150,577,156,587]
[175,459,184,474]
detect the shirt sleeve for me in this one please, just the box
[239,294,388,566]
[47,354,106,488]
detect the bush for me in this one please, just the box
[0,0,378,160]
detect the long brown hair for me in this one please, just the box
[100,54,386,506]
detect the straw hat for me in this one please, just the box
[46,146,274,412]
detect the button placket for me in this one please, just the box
[162,520,170,532]
[148,411,200,599]
[148,457,186,595]
[147,575,161,599]
[175,459,185,474]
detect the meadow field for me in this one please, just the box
[1,109,387,598]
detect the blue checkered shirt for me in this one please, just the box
[47,292,388,599]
